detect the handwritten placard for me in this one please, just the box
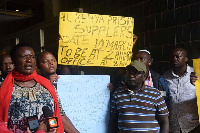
[58,12,134,67]
[57,75,110,133]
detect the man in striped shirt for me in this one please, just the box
[109,60,169,133]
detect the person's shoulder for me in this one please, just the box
[144,86,163,98]
[187,65,194,72]
[163,69,172,77]
[158,75,167,82]
[150,69,161,80]
[115,87,124,92]
[145,85,161,93]
[150,69,161,77]
[113,87,125,95]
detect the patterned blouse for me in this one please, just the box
[7,83,65,133]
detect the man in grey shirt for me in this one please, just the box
[163,48,199,133]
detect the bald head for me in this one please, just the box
[171,48,188,68]
[172,48,187,57]
[133,50,152,71]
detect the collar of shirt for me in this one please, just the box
[144,71,154,87]
[124,85,145,94]
[171,64,189,78]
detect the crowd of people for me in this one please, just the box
[108,47,200,133]
[0,38,199,133]
[0,44,78,133]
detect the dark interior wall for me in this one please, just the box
[43,20,59,56]
[0,39,16,54]
[0,0,44,38]
[18,29,41,53]
[81,0,200,74]
[60,0,80,11]
[0,0,199,75]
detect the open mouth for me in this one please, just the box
[24,65,33,70]
[49,67,55,70]
[25,67,32,70]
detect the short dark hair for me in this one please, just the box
[36,51,56,68]
[10,43,33,61]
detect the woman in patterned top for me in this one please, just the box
[0,43,64,133]
[37,51,79,133]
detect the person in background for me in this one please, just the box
[133,50,169,104]
[109,60,169,133]
[110,49,170,105]
[37,51,79,133]
[0,54,14,85]
[37,51,59,83]
[163,48,199,133]
[0,43,64,132]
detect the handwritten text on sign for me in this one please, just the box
[57,75,110,133]
[58,12,134,67]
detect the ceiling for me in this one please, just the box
[0,0,43,37]
[0,0,82,37]
[0,0,38,15]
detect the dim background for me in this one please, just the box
[0,0,199,75]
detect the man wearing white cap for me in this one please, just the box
[133,49,169,105]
